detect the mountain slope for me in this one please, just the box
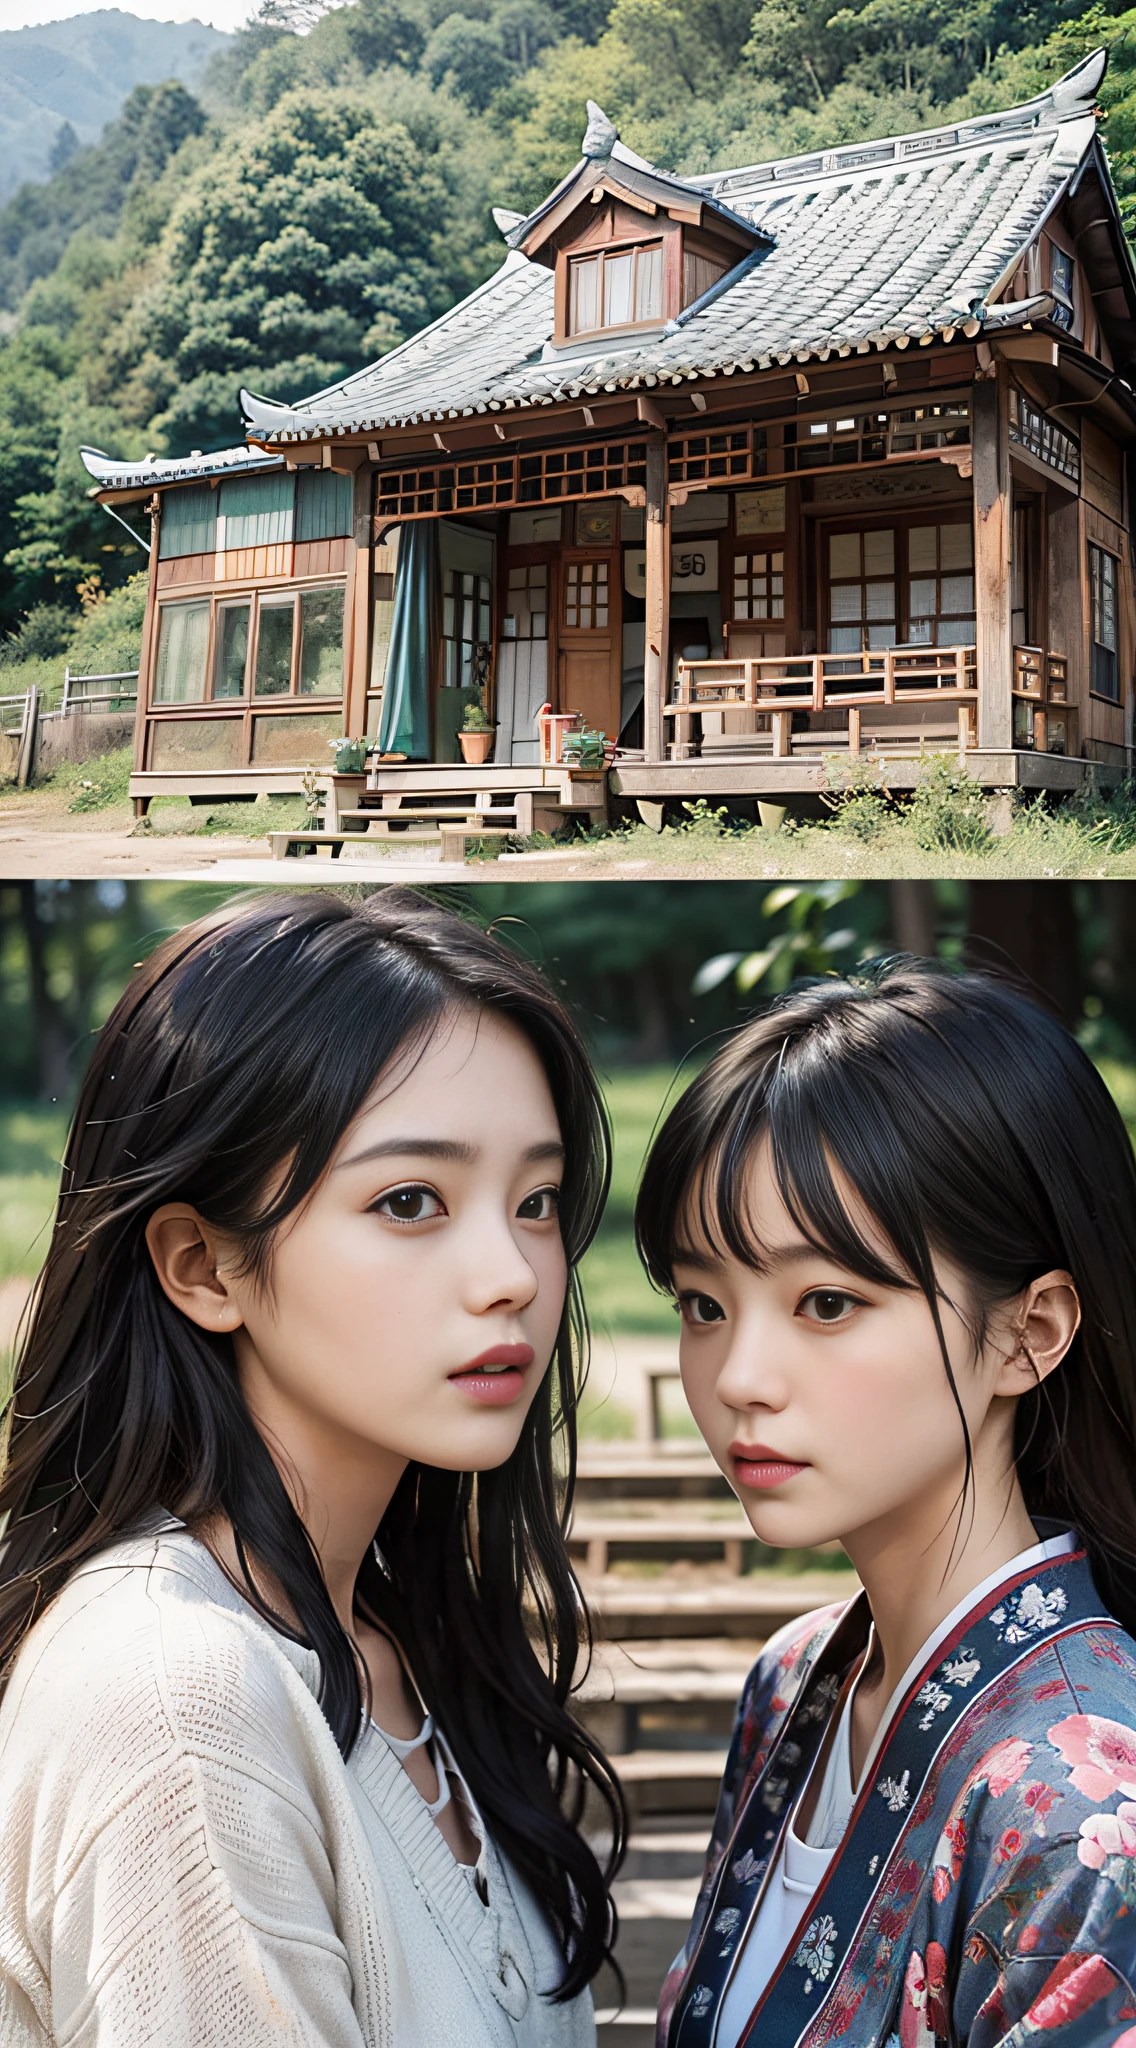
[0,10,229,200]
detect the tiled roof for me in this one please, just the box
[241,48,1124,442]
[81,444,281,492]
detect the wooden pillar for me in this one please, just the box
[1046,483,1087,751]
[643,440,669,764]
[972,371,1013,751]
[134,492,163,773]
[344,467,373,739]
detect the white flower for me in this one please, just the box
[690,1985,713,2018]
[794,1913,838,1988]
[993,1583,1068,1644]
[878,1769,910,1812]
[940,1647,981,1688]
[916,1682,953,1730]
[732,1848,763,1885]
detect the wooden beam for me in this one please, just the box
[644,439,669,764]
[343,469,373,740]
[972,370,1013,750]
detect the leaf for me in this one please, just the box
[692,951,743,995]
[736,946,778,990]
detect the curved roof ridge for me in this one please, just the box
[695,47,1108,201]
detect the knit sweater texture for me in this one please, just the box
[0,1515,597,2048]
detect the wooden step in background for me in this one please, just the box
[571,1440,857,2045]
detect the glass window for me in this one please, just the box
[564,559,609,630]
[604,251,633,326]
[442,570,492,688]
[213,604,249,699]
[158,485,216,562]
[1051,246,1075,332]
[298,587,345,695]
[905,522,975,647]
[1090,544,1119,698]
[635,243,664,321]
[220,473,294,550]
[153,602,210,703]
[295,470,353,543]
[826,531,895,652]
[254,599,295,695]
[570,256,599,334]
[502,563,547,640]
[732,551,784,620]
[568,244,664,335]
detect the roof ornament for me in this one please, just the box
[492,206,525,237]
[582,101,618,160]
[1050,46,1107,117]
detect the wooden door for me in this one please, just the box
[496,559,549,765]
[557,550,621,737]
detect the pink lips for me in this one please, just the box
[448,1343,534,1406]
[729,1441,809,1490]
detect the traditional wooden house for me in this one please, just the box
[84,48,1136,835]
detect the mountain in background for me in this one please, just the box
[0,10,230,202]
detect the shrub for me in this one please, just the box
[0,605,74,666]
[821,753,893,843]
[906,752,992,855]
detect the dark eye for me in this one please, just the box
[517,1186,560,1222]
[682,1292,726,1325]
[373,1185,444,1223]
[800,1288,859,1324]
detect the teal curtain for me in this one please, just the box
[379,522,438,759]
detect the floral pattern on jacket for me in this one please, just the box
[658,1557,1136,2048]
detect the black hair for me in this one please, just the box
[635,956,1136,1635]
[0,887,624,1997]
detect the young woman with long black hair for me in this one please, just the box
[636,960,1136,2048]
[0,887,624,2047]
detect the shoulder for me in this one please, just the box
[737,1594,851,1735]
[0,1523,335,1814]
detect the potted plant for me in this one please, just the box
[459,700,497,765]
[328,736,368,776]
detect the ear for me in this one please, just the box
[145,1203,244,1335]
[992,1269,1080,1397]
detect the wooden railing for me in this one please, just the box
[667,646,977,758]
[666,645,1072,759]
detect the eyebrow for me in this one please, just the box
[670,1241,829,1274]
[337,1137,565,1172]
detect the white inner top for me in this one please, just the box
[715,1525,1077,2047]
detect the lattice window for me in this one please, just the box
[887,403,970,453]
[376,439,647,519]
[1008,387,1080,481]
[669,428,761,486]
[732,551,784,620]
[517,441,647,502]
[564,559,610,629]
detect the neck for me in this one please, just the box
[208,1341,409,1638]
[842,1471,1039,1734]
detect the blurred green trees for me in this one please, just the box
[0,0,1134,631]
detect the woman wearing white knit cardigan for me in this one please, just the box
[0,890,623,2046]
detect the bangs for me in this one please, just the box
[638,1000,950,1315]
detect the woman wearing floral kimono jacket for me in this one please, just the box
[635,960,1136,2048]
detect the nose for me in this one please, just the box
[708,1312,790,1417]
[459,1202,542,1317]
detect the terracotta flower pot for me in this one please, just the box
[459,728,495,764]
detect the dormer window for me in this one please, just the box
[569,242,663,334]
[502,102,770,350]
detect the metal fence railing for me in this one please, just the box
[61,668,139,714]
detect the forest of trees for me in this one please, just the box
[2,0,1136,652]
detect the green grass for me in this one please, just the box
[0,1102,67,1284]
[580,1066,690,1338]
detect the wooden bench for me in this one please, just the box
[268,825,517,861]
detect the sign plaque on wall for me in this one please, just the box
[735,486,786,535]
[623,540,719,597]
